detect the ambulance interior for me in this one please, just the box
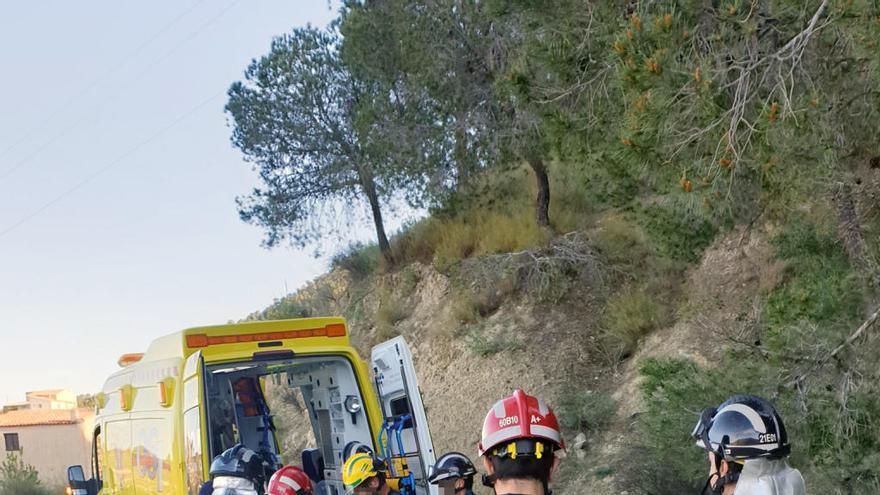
[202,351,431,495]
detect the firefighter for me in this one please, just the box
[342,452,399,495]
[692,394,806,495]
[428,452,477,495]
[478,389,564,495]
[267,465,313,495]
[208,444,268,495]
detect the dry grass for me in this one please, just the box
[602,286,672,358]
[393,208,551,269]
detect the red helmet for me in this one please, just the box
[268,466,313,495]
[478,389,564,456]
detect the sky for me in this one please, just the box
[0,1,372,404]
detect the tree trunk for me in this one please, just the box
[527,155,551,228]
[358,165,394,266]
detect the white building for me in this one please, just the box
[0,408,94,485]
[0,389,93,485]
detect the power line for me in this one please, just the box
[0,89,226,241]
[0,0,209,161]
[0,0,241,180]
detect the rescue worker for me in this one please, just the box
[428,452,477,495]
[342,452,399,495]
[208,444,268,495]
[692,394,806,495]
[478,389,564,495]
[267,465,313,495]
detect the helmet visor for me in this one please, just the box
[708,410,764,448]
[692,407,716,451]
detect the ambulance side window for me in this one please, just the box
[184,406,204,495]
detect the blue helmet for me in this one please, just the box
[210,444,266,486]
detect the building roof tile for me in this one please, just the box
[0,408,91,428]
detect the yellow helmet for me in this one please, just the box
[343,452,379,493]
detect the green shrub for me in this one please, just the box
[635,357,761,490]
[450,292,480,327]
[635,203,717,262]
[465,325,523,357]
[594,466,614,479]
[556,391,616,433]
[547,160,598,232]
[602,287,672,357]
[331,242,380,280]
[262,298,311,320]
[637,217,880,493]
[0,453,50,495]
[764,221,861,335]
[592,213,648,268]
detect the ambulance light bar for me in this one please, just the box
[186,323,346,348]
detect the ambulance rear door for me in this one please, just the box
[371,336,438,495]
[182,350,207,495]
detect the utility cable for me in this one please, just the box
[0,0,240,180]
[0,0,209,161]
[0,89,225,241]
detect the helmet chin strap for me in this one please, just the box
[481,473,496,488]
[705,472,740,495]
[702,454,740,495]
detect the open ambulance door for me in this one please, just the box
[182,350,208,495]
[371,337,438,495]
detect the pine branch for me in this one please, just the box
[785,304,880,388]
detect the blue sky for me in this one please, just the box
[0,1,371,403]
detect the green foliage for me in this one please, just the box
[235,1,880,490]
[764,218,862,349]
[77,393,96,408]
[331,242,380,281]
[594,466,614,479]
[0,453,50,495]
[635,217,880,493]
[635,203,718,263]
[602,288,672,358]
[465,324,523,357]
[556,391,616,434]
[261,298,311,320]
[226,25,414,262]
[592,213,649,269]
[635,356,758,492]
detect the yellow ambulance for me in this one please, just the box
[66,317,438,495]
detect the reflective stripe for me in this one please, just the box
[531,424,562,445]
[537,399,549,416]
[493,399,506,419]
[481,425,522,451]
[718,404,767,433]
[279,475,302,490]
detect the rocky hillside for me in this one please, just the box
[255,189,880,494]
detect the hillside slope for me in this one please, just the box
[252,204,880,494]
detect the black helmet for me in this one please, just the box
[692,394,791,461]
[210,444,266,486]
[429,452,477,485]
